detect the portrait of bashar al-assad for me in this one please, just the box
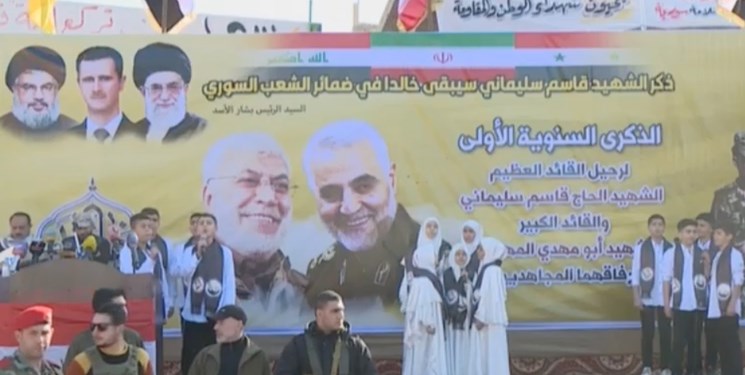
[0,46,77,137]
[132,42,207,144]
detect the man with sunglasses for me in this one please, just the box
[63,288,144,370]
[65,303,153,375]
[0,305,62,375]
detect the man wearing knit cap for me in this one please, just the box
[711,132,745,250]
[132,42,206,143]
[0,46,77,137]
[0,305,62,374]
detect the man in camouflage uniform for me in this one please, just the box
[0,306,62,375]
[711,132,745,250]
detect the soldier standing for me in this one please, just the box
[711,132,745,250]
[0,305,62,375]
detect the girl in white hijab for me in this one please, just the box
[457,220,484,280]
[400,243,448,375]
[467,236,510,375]
[401,217,452,307]
[443,245,473,375]
[415,217,452,276]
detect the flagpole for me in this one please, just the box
[308,0,313,31]
[161,0,168,34]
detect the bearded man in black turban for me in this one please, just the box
[1,46,77,137]
[132,42,206,143]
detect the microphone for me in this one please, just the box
[81,235,97,253]
[28,239,46,262]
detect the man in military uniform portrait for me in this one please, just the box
[0,305,62,375]
[1,46,77,138]
[202,133,307,324]
[132,42,206,143]
[711,132,745,250]
[70,46,139,143]
[301,120,419,316]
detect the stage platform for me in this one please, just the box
[160,328,696,375]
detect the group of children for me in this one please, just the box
[398,218,511,375]
[631,213,744,375]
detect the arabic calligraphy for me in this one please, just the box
[458,185,665,212]
[59,5,114,34]
[509,235,631,263]
[212,104,306,116]
[654,3,717,20]
[267,52,329,65]
[200,72,677,102]
[454,0,581,19]
[489,160,631,183]
[505,264,629,287]
[458,118,662,155]
[518,212,612,236]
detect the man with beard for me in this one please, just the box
[202,133,307,323]
[60,212,112,264]
[71,46,139,143]
[0,212,52,271]
[1,46,77,138]
[302,120,420,311]
[131,42,206,143]
[711,132,745,250]
[65,303,153,375]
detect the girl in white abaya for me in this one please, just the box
[415,217,452,276]
[467,236,511,375]
[400,244,449,375]
[443,246,473,375]
[458,220,484,280]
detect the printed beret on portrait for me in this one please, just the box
[4,46,66,92]
[132,42,192,88]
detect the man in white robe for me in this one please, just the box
[399,243,448,375]
[468,236,510,375]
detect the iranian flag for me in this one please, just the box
[0,261,156,372]
[368,32,639,84]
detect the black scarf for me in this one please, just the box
[470,259,502,328]
[151,235,168,271]
[190,240,225,317]
[443,267,470,329]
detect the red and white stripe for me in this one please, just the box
[0,300,156,371]
[397,0,429,32]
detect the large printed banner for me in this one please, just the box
[0,32,740,332]
[416,0,739,31]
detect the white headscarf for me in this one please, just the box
[412,243,438,274]
[479,237,506,271]
[461,220,483,255]
[448,246,469,277]
[417,217,443,253]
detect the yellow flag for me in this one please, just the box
[27,0,56,34]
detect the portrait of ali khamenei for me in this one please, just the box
[132,42,207,144]
[1,46,77,139]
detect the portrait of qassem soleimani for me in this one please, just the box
[1,46,77,138]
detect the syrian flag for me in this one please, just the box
[397,0,429,32]
[144,0,196,34]
[0,261,156,372]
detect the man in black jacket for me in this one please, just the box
[274,290,377,375]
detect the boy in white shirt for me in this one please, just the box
[631,214,673,375]
[663,218,707,375]
[706,222,743,375]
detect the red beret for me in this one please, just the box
[14,305,52,331]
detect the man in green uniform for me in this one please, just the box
[302,120,420,309]
[711,132,745,250]
[0,305,62,375]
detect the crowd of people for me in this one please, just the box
[630,213,744,375]
[0,209,514,375]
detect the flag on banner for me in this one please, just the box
[717,0,745,27]
[27,0,56,34]
[143,0,196,34]
[397,0,429,32]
